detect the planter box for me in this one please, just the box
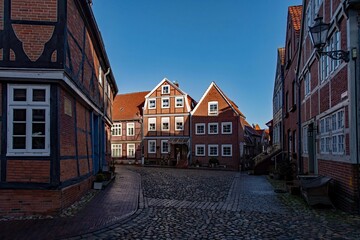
[93,182,103,190]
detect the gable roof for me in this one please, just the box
[145,78,188,98]
[113,91,149,121]
[289,5,302,34]
[192,81,245,117]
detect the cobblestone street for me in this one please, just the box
[71,167,360,240]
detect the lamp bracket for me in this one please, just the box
[318,50,350,62]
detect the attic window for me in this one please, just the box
[208,101,218,115]
[162,85,170,94]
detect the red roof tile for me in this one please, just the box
[289,5,302,33]
[113,91,150,121]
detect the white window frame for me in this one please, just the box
[175,96,184,108]
[195,144,205,156]
[162,97,170,108]
[221,122,232,134]
[162,85,170,94]
[304,72,311,96]
[221,144,232,157]
[7,84,51,156]
[208,123,218,135]
[208,101,218,115]
[111,144,122,157]
[148,98,156,109]
[127,122,135,136]
[208,144,218,157]
[161,117,170,131]
[195,123,205,135]
[111,123,122,136]
[161,140,169,154]
[127,143,136,158]
[148,140,156,153]
[148,118,156,131]
[175,117,184,131]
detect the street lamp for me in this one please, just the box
[309,17,349,62]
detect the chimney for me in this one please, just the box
[173,81,179,87]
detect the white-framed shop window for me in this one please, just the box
[195,144,205,156]
[7,84,50,156]
[148,140,156,153]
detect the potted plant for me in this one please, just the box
[93,172,105,190]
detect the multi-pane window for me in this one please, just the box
[320,31,341,82]
[175,117,184,131]
[319,109,345,154]
[111,144,122,157]
[222,144,232,157]
[208,123,218,134]
[127,144,135,158]
[7,85,50,156]
[162,85,170,94]
[195,145,205,156]
[221,122,232,134]
[148,118,156,131]
[304,72,311,96]
[175,97,184,108]
[127,123,135,136]
[208,145,218,156]
[161,117,170,131]
[148,140,156,153]
[208,101,218,115]
[148,99,156,109]
[303,126,308,154]
[162,98,170,108]
[112,123,122,136]
[195,123,205,135]
[161,140,169,153]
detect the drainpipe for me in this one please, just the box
[103,68,111,167]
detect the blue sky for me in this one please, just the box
[93,0,301,128]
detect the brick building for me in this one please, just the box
[297,0,360,212]
[191,82,245,170]
[142,78,196,166]
[0,0,117,216]
[283,5,303,172]
[111,91,149,164]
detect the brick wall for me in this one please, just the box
[7,160,50,183]
[11,0,57,22]
[318,160,359,213]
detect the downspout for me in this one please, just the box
[296,0,307,174]
[103,68,111,167]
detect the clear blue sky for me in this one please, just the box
[93,0,301,128]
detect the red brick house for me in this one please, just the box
[0,0,117,216]
[297,0,360,212]
[191,82,245,170]
[111,91,149,164]
[283,5,303,172]
[143,78,196,166]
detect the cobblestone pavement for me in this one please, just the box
[73,167,360,240]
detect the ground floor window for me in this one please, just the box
[127,144,135,158]
[222,144,232,157]
[161,140,169,153]
[7,84,50,156]
[148,140,156,153]
[208,144,218,156]
[195,144,205,156]
[112,144,122,157]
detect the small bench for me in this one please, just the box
[299,175,334,208]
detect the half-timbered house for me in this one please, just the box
[0,0,117,216]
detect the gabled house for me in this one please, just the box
[0,1,117,216]
[191,82,245,170]
[111,91,149,164]
[272,48,285,151]
[297,0,360,213]
[142,78,196,166]
[283,5,303,172]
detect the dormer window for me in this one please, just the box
[162,85,170,94]
[208,101,218,115]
